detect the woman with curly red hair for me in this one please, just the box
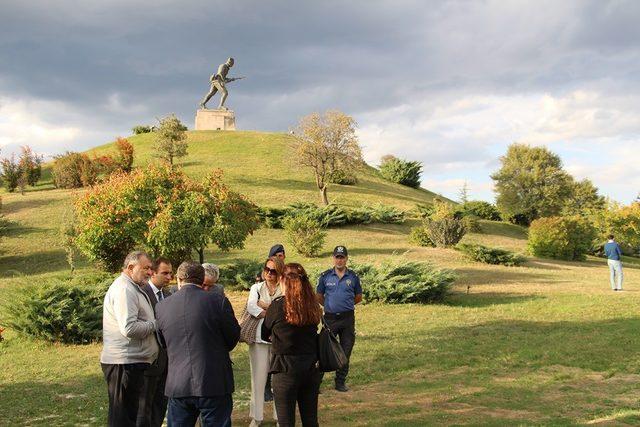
[261,263,322,427]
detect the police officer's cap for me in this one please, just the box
[333,246,348,257]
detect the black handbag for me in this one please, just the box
[317,316,348,372]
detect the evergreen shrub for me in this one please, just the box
[409,224,434,247]
[379,158,422,188]
[283,215,326,257]
[351,261,454,303]
[425,218,467,247]
[456,243,526,266]
[5,273,113,344]
[528,216,596,261]
[462,201,501,221]
[218,259,264,290]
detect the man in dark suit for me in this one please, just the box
[139,257,173,427]
[156,261,240,427]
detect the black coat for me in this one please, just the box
[141,283,171,376]
[156,284,240,398]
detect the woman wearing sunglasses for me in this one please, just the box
[261,263,322,427]
[246,256,284,427]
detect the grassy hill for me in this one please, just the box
[2,131,640,425]
[0,130,442,277]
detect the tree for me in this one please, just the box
[52,152,97,189]
[18,146,43,187]
[292,110,363,205]
[114,137,135,173]
[592,201,640,251]
[458,181,469,204]
[562,178,605,216]
[75,165,260,271]
[0,154,20,192]
[379,157,423,188]
[154,114,188,165]
[491,143,573,225]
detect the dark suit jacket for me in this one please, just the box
[141,283,172,377]
[156,284,240,398]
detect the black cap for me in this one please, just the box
[333,245,348,257]
[268,244,285,257]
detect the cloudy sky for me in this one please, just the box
[1,0,639,202]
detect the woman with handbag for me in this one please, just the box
[261,263,322,427]
[245,256,284,427]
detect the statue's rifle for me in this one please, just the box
[225,76,245,84]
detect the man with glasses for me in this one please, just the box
[316,246,363,392]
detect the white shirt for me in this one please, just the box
[247,281,282,344]
[149,281,163,303]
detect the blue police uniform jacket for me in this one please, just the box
[316,268,362,314]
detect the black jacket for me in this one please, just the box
[141,283,171,376]
[156,284,240,398]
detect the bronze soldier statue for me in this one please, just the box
[200,57,244,110]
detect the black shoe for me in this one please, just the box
[335,383,349,392]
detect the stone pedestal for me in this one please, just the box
[195,109,236,130]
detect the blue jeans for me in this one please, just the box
[167,395,232,427]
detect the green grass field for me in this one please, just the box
[1,132,639,426]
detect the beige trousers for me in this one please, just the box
[248,343,277,422]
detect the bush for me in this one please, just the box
[351,261,454,304]
[283,215,326,257]
[218,259,264,291]
[462,201,501,221]
[456,243,526,266]
[328,169,357,185]
[5,273,113,344]
[52,152,97,189]
[259,203,405,229]
[528,216,596,261]
[132,125,152,134]
[409,224,434,247]
[115,137,134,173]
[75,166,260,271]
[18,146,43,187]
[413,203,434,219]
[425,218,467,247]
[378,157,423,188]
[462,215,482,233]
[0,154,20,192]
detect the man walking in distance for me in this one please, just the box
[316,246,363,392]
[101,251,159,427]
[139,257,173,427]
[156,261,240,426]
[605,234,624,291]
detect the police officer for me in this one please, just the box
[316,245,362,392]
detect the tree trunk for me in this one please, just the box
[320,185,329,205]
[198,247,205,264]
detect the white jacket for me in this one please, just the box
[100,273,159,364]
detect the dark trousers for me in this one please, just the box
[101,362,150,427]
[138,370,168,427]
[272,366,321,427]
[325,313,356,385]
[167,395,232,427]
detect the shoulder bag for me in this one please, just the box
[317,316,348,372]
[239,288,261,344]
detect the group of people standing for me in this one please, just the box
[100,243,362,427]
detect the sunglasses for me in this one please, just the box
[264,267,278,275]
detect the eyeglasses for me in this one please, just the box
[264,267,278,275]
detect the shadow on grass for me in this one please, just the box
[1,220,41,238]
[454,267,554,287]
[478,220,527,240]
[446,292,544,308]
[0,249,69,277]
[2,197,55,215]
[0,375,106,425]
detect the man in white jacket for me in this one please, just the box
[100,251,159,427]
